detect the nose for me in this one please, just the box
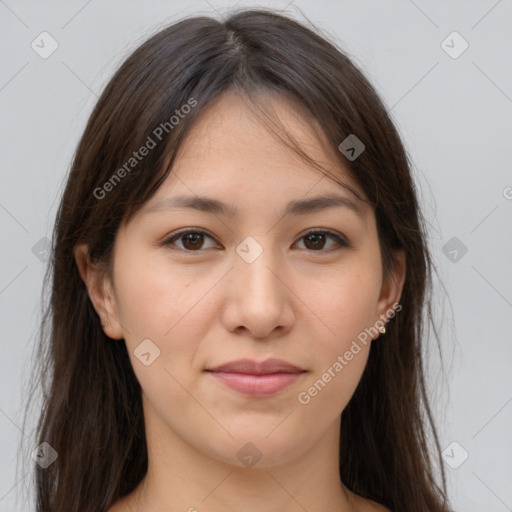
[221,245,296,339]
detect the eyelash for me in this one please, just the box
[161,228,350,253]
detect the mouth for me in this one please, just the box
[204,358,307,397]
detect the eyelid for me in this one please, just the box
[162,228,219,251]
[296,228,350,248]
[161,227,350,252]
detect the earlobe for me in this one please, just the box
[73,244,124,340]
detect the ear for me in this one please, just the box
[375,249,406,331]
[73,244,124,340]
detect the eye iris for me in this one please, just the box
[304,233,325,250]
[175,232,333,251]
[183,233,204,250]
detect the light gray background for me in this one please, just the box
[1,1,511,511]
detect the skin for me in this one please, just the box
[75,90,405,512]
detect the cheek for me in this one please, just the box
[112,254,210,424]
[295,275,376,420]
[112,251,224,400]
[306,263,381,345]
[113,250,216,342]
[295,264,380,407]
[298,344,370,408]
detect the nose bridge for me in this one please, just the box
[235,236,284,302]
[224,235,294,337]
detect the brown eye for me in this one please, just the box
[181,232,205,250]
[163,228,348,253]
[303,233,326,250]
[164,230,218,251]
[296,230,348,252]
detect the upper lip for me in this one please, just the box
[206,358,305,375]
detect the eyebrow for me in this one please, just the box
[145,192,366,219]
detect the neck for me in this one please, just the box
[125,404,357,512]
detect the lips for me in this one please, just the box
[207,358,304,374]
[205,358,306,397]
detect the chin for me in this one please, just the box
[201,424,312,470]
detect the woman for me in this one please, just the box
[23,8,452,512]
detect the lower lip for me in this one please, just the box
[207,371,304,397]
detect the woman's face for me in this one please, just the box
[81,91,404,468]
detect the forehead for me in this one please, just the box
[143,91,369,220]
[132,93,372,236]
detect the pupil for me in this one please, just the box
[184,233,203,250]
[181,233,327,251]
[306,233,325,250]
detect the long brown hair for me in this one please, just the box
[20,8,452,511]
